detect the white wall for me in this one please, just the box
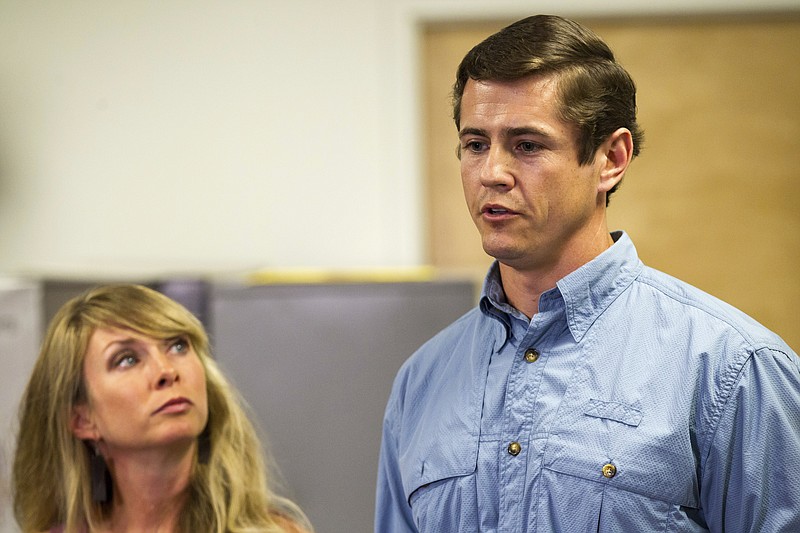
[0,0,404,278]
[1,0,795,280]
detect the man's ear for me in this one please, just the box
[598,127,633,194]
[70,404,99,441]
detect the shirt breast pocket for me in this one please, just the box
[540,398,704,530]
[400,430,479,530]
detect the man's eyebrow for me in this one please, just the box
[458,127,488,138]
[507,126,551,138]
[458,126,553,139]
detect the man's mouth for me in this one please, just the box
[482,204,514,216]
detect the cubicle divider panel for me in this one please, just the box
[209,280,476,533]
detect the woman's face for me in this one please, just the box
[71,326,209,455]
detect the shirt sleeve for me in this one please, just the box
[701,345,800,531]
[375,394,419,533]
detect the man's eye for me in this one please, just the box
[461,140,485,153]
[518,141,539,152]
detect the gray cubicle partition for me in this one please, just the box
[209,280,475,533]
[0,281,42,533]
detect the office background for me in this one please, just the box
[1,1,798,532]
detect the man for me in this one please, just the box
[376,14,800,532]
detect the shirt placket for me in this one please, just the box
[497,313,550,533]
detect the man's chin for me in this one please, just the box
[482,241,525,264]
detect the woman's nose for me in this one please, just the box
[155,358,179,388]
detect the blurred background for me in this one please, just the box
[1,1,798,531]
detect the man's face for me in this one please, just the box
[458,74,608,274]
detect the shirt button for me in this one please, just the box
[523,348,540,363]
[507,442,522,456]
[602,463,617,478]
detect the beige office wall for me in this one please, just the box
[422,15,800,349]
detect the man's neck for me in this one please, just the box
[498,231,615,319]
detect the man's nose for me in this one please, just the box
[479,147,515,189]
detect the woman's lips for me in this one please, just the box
[153,397,192,415]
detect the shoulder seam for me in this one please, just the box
[634,271,767,350]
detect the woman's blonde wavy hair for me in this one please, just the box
[12,284,311,533]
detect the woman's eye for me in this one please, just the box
[169,337,190,354]
[114,353,138,368]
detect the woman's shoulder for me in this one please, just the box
[272,513,311,533]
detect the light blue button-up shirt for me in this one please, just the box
[376,232,800,532]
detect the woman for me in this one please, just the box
[12,284,311,533]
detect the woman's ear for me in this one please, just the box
[598,127,633,194]
[70,404,99,441]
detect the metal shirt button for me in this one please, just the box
[507,442,522,456]
[602,463,617,478]
[524,348,540,363]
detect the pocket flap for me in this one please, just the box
[400,434,479,503]
[584,398,642,427]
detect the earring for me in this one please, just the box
[90,444,112,503]
[197,425,211,464]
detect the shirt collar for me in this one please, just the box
[480,231,643,342]
[557,231,643,341]
[479,261,514,328]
